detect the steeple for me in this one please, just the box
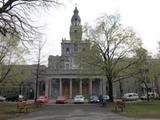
[71,7,81,26]
[70,7,82,42]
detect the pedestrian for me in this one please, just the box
[99,94,103,104]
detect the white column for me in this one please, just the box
[80,79,82,95]
[89,79,92,96]
[45,80,49,97]
[37,82,40,98]
[60,78,62,96]
[49,79,52,98]
[100,79,103,95]
[70,79,72,98]
[103,79,106,95]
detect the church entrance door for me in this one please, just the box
[62,79,70,97]
[72,79,79,97]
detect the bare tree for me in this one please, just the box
[0,0,61,42]
[0,0,61,82]
[77,14,142,102]
[32,37,46,103]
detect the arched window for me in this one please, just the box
[66,48,70,54]
[66,64,69,69]
[74,44,78,52]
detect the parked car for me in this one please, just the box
[122,93,139,101]
[56,96,68,104]
[141,92,159,100]
[6,95,19,102]
[0,96,6,102]
[18,94,24,99]
[36,96,48,103]
[102,95,110,101]
[74,95,85,104]
[99,94,110,102]
[89,95,99,103]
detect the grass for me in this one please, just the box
[107,100,160,119]
[0,102,20,120]
[0,102,46,120]
[1,101,160,119]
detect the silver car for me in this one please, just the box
[74,95,85,104]
[0,96,6,102]
[122,93,139,101]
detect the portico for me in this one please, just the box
[41,76,106,98]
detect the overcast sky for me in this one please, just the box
[30,0,160,64]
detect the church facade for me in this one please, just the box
[37,7,106,99]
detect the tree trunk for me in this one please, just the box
[143,81,149,102]
[155,76,160,96]
[119,80,123,97]
[108,79,113,102]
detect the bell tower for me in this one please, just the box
[70,7,82,42]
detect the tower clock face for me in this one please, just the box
[71,29,78,33]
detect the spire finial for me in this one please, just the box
[73,4,78,14]
[75,3,77,8]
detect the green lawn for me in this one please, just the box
[108,101,160,118]
[1,101,160,119]
[0,102,20,120]
[0,102,45,120]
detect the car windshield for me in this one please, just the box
[75,95,83,98]
[103,95,108,98]
[91,96,98,99]
[39,96,45,99]
[58,96,65,99]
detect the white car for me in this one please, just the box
[74,95,85,104]
[0,96,6,102]
[122,93,139,101]
[141,92,159,100]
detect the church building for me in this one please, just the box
[37,7,106,99]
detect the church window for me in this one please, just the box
[66,64,69,69]
[55,64,58,69]
[74,44,78,52]
[66,48,70,54]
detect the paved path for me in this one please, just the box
[9,104,159,120]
